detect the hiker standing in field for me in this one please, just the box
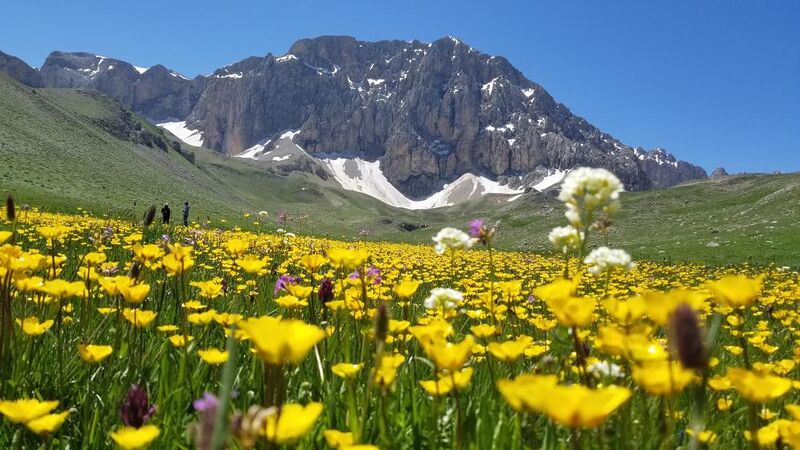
[161,204,171,224]
[182,201,190,226]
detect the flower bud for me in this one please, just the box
[374,301,389,343]
[669,303,709,371]
[5,196,15,222]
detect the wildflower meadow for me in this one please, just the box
[0,168,798,449]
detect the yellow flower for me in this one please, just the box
[78,344,113,363]
[419,368,473,396]
[0,399,59,423]
[17,317,54,336]
[488,336,532,363]
[497,374,559,412]
[632,361,696,396]
[285,284,313,299]
[601,297,646,325]
[332,363,363,380]
[122,309,158,328]
[373,354,405,387]
[707,275,763,307]
[393,278,420,299]
[235,254,270,274]
[263,402,323,444]
[223,238,248,256]
[190,280,223,299]
[37,226,67,240]
[41,279,85,299]
[110,424,161,449]
[197,348,229,365]
[422,335,474,371]
[642,289,706,326]
[162,251,194,276]
[324,429,355,448]
[727,368,792,403]
[543,385,631,428]
[239,317,325,365]
[168,334,193,348]
[119,283,151,304]
[545,296,596,328]
[326,248,369,271]
[26,411,70,435]
[0,231,12,244]
[83,251,107,266]
[99,276,133,296]
[300,254,328,272]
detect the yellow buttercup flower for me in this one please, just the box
[223,238,248,256]
[0,230,12,244]
[497,374,559,413]
[707,275,763,307]
[326,248,368,271]
[332,363,363,380]
[119,283,150,304]
[422,335,474,371]
[235,254,270,274]
[419,367,473,396]
[26,411,70,435]
[263,402,323,444]
[110,424,161,449]
[727,367,792,403]
[632,361,696,396]
[373,353,405,387]
[168,334,193,348]
[300,254,328,272]
[197,348,229,365]
[78,344,113,363]
[122,309,158,328]
[393,278,420,299]
[642,289,706,326]
[190,279,223,299]
[542,384,631,428]
[324,429,355,448]
[41,279,85,299]
[239,317,325,365]
[488,336,532,363]
[17,317,54,336]
[545,296,596,328]
[0,399,59,423]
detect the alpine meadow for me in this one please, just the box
[0,2,798,449]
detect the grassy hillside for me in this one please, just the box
[1,73,797,266]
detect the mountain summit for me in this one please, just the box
[1,37,707,200]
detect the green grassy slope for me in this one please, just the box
[1,73,797,266]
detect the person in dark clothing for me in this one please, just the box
[160,204,171,224]
[182,202,190,226]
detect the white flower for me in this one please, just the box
[424,288,464,310]
[583,247,635,276]
[432,227,474,255]
[558,167,623,213]
[588,360,624,378]
[548,225,584,254]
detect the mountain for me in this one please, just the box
[1,37,707,201]
[0,71,797,266]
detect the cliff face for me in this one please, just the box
[2,37,707,197]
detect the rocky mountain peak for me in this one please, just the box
[0,38,709,200]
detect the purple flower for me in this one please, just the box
[468,219,484,238]
[221,278,228,295]
[366,266,381,278]
[274,274,297,296]
[192,392,219,413]
[318,278,334,306]
[348,271,360,280]
[119,384,156,428]
[161,234,171,243]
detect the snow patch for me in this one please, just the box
[280,130,300,140]
[482,77,501,96]
[276,54,298,62]
[157,121,204,148]
[133,66,149,74]
[533,170,567,191]
[272,155,292,162]
[236,141,271,160]
[367,78,385,86]
[322,158,523,210]
[521,88,535,98]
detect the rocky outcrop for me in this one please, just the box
[2,37,708,197]
[38,52,203,121]
[0,50,43,87]
[710,167,729,179]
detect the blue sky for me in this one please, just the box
[1,1,798,173]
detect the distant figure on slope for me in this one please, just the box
[182,201,190,226]
[161,204,171,224]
